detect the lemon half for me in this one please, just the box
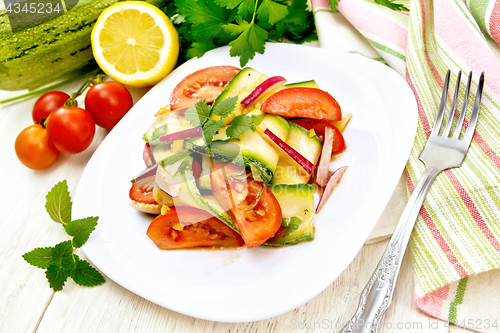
[91,1,179,87]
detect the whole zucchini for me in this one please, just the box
[0,0,168,91]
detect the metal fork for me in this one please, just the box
[340,70,485,333]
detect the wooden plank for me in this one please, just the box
[35,240,473,332]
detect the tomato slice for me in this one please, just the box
[291,118,346,154]
[146,207,244,249]
[261,87,341,122]
[129,178,157,205]
[210,164,282,248]
[169,66,241,110]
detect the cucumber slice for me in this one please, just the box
[273,121,322,184]
[199,156,213,190]
[184,168,236,231]
[151,145,191,166]
[331,111,352,132]
[185,136,274,184]
[212,67,268,124]
[143,110,194,143]
[264,184,315,246]
[284,80,320,89]
[257,114,289,141]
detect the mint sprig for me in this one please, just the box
[185,96,240,143]
[23,181,105,291]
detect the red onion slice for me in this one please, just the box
[316,166,347,213]
[315,127,334,186]
[143,143,156,167]
[131,164,158,183]
[159,127,202,142]
[240,76,286,108]
[263,128,315,175]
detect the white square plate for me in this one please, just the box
[74,43,417,322]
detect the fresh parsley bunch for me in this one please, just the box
[161,0,317,66]
[22,181,105,291]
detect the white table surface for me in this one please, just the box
[0,75,474,333]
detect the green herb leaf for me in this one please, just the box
[226,114,254,137]
[257,0,288,25]
[45,180,72,226]
[22,247,53,269]
[328,0,339,13]
[203,119,224,143]
[212,96,238,118]
[373,0,409,11]
[51,240,75,270]
[224,19,268,66]
[250,113,265,127]
[185,99,211,127]
[71,255,105,287]
[214,0,243,9]
[175,0,228,37]
[187,40,217,59]
[150,124,169,142]
[65,217,99,248]
[45,264,70,291]
[283,217,302,237]
[176,158,193,175]
[245,184,265,212]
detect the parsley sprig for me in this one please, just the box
[22,181,105,291]
[328,0,408,13]
[163,0,317,66]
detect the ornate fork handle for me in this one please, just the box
[340,166,441,333]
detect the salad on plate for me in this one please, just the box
[129,65,350,250]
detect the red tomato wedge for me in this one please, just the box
[129,183,156,205]
[291,118,346,154]
[210,164,282,248]
[261,87,341,122]
[147,207,244,249]
[169,66,240,110]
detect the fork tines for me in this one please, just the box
[432,70,484,142]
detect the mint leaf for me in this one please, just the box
[45,180,72,226]
[22,247,53,269]
[257,0,288,25]
[212,96,238,118]
[185,100,211,127]
[150,124,169,142]
[224,19,268,66]
[46,264,70,291]
[51,240,75,270]
[283,217,301,237]
[65,217,99,248]
[226,114,254,137]
[71,255,105,287]
[203,119,224,143]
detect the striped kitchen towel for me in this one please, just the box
[311,0,500,331]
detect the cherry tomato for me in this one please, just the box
[261,87,342,122]
[45,107,95,154]
[291,118,346,154]
[129,182,156,205]
[211,164,282,248]
[169,66,241,110]
[147,207,244,249]
[32,91,70,124]
[84,81,133,130]
[15,124,60,170]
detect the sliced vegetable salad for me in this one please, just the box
[129,66,350,249]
